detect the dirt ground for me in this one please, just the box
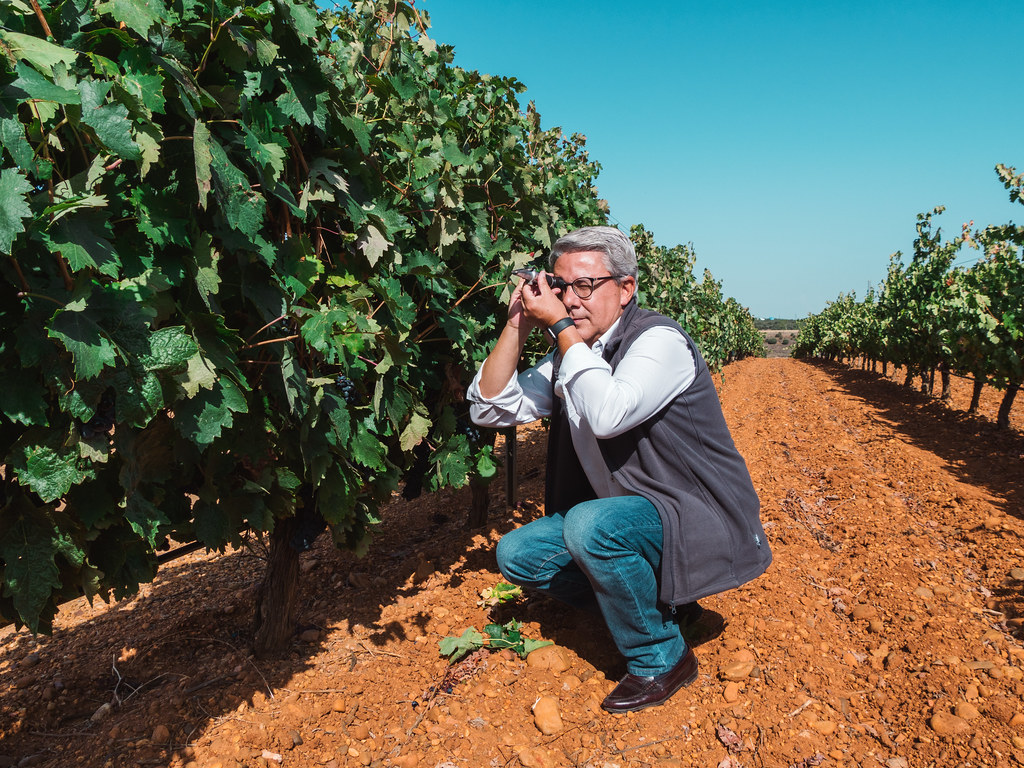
[2,357,1023,768]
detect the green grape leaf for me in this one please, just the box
[173,377,248,446]
[124,493,169,548]
[357,224,391,267]
[438,627,484,663]
[193,119,212,209]
[94,0,168,38]
[42,212,119,277]
[522,638,553,656]
[47,299,119,380]
[79,80,142,160]
[398,410,431,451]
[0,32,78,77]
[0,168,33,255]
[349,424,386,470]
[0,113,34,170]
[140,326,199,373]
[0,503,62,633]
[16,445,87,502]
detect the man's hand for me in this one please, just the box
[520,271,569,328]
[506,278,541,333]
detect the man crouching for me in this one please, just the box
[467,226,772,712]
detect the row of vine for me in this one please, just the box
[792,166,1023,429]
[0,0,761,646]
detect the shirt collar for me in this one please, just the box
[591,317,622,356]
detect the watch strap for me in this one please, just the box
[546,317,575,342]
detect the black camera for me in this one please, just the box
[513,268,566,291]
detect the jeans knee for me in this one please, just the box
[562,513,603,561]
[495,530,536,585]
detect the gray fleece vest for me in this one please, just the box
[545,300,771,606]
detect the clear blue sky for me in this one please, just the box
[419,0,1023,318]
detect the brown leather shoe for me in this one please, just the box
[601,648,698,713]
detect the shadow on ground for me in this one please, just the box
[814,361,1023,522]
[0,423,630,767]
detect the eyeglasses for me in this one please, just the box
[557,274,628,299]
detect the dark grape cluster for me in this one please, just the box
[457,417,482,444]
[79,389,116,439]
[335,375,358,404]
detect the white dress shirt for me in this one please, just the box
[468,319,696,498]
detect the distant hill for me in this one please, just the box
[754,318,805,330]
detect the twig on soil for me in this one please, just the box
[124,673,177,703]
[179,635,275,700]
[358,640,406,658]
[29,731,102,738]
[611,732,685,755]
[184,676,226,695]
[788,698,815,718]
[111,654,126,705]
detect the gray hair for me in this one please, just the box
[548,226,638,280]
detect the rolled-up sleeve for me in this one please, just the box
[468,354,555,427]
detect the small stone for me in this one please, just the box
[151,725,170,742]
[1011,713,1024,728]
[288,730,302,747]
[13,675,35,690]
[298,629,320,643]
[868,619,884,633]
[1009,568,1024,581]
[851,604,877,620]
[984,696,1016,724]
[91,702,113,722]
[261,750,283,764]
[723,682,740,703]
[532,696,563,735]
[331,699,346,713]
[526,645,570,673]
[929,711,971,737]
[349,723,370,740]
[955,702,981,720]
[886,758,909,768]
[20,653,40,669]
[348,572,371,589]
[965,684,979,700]
[914,586,934,599]
[517,746,559,768]
[1014,736,1024,749]
[720,660,755,681]
[561,674,582,691]
[813,720,836,735]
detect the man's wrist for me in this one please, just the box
[546,317,575,343]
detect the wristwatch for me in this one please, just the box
[546,317,575,344]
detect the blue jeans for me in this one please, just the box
[495,495,685,676]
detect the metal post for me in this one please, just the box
[505,426,517,509]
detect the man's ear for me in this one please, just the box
[620,277,637,307]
